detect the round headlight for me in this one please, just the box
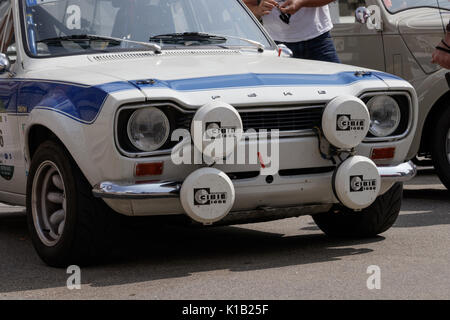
[367,96,401,137]
[127,107,170,152]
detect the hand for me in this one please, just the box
[280,0,303,15]
[432,47,450,69]
[256,0,278,18]
[432,34,450,69]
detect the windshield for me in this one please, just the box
[382,0,447,13]
[21,0,271,57]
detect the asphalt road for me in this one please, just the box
[0,168,449,300]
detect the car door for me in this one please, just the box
[391,1,444,80]
[0,0,25,201]
[330,0,386,71]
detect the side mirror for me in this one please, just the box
[355,6,371,24]
[277,44,293,58]
[0,53,11,75]
[355,6,383,31]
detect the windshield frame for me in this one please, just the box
[382,0,449,15]
[19,0,275,59]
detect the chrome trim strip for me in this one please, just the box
[378,161,417,182]
[92,181,181,200]
[92,162,416,200]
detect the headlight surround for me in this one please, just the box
[367,95,401,137]
[127,107,170,152]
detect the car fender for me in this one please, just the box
[408,68,450,158]
[24,88,145,187]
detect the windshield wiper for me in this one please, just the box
[149,32,264,52]
[150,32,226,45]
[38,34,162,53]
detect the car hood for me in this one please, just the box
[24,52,400,107]
[85,54,369,81]
[26,52,390,85]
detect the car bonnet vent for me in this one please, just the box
[89,49,241,62]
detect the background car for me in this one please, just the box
[330,0,450,190]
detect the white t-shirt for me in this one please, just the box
[262,3,333,43]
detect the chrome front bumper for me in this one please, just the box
[93,181,181,200]
[92,161,416,200]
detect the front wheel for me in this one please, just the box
[26,140,120,267]
[312,183,403,237]
[431,106,450,190]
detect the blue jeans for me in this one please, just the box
[276,31,340,63]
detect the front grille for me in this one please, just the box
[240,107,323,131]
[175,106,324,132]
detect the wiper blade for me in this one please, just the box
[38,34,162,53]
[39,34,120,43]
[150,32,264,52]
[150,32,227,44]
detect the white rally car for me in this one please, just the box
[0,0,417,267]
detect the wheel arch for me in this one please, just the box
[25,124,86,185]
[27,124,62,160]
[26,124,74,161]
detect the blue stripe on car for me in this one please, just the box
[372,72,404,82]
[0,71,392,124]
[130,71,383,91]
[0,79,137,124]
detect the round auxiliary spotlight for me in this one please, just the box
[191,101,243,161]
[332,156,381,210]
[180,167,236,225]
[322,95,370,150]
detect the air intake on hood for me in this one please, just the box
[89,49,241,62]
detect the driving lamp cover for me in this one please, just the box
[322,95,370,149]
[333,156,381,210]
[191,101,243,161]
[180,168,235,224]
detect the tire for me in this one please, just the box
[26,140,120,267]
[312,182,403,237]
[430,106,450,190]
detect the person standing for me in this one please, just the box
[244,0,340,63]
